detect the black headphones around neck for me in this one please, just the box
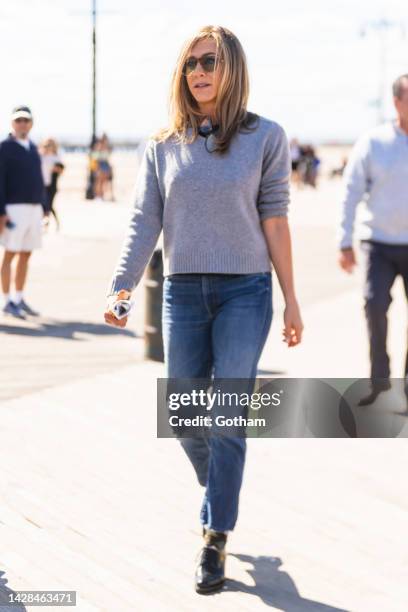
[198,122,220,137]
[198,118,220,153]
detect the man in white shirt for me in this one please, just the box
[338,74,408,405]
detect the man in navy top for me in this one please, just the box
[0,106,48,319]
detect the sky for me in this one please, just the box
[0,0,407,143]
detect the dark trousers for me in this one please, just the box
[361,240,408,381]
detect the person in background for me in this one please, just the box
[0,105,48,319]
[100,133,115,201]
[338,73,408,406]
[91,136,114,202]
[299,145,320,188]
[86,138,98,200]
[289,137,302,186]
[330,156,348,179]
[40,138,64,230]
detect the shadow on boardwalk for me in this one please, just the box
[0,319,138,341]
[0,571,27,611]
[222,554,349,611]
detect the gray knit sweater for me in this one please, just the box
[108,115,290,294]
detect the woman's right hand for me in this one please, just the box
[104,290,131,328]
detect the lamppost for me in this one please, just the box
[85,0,97,199]
[92,0,97,145]
[360,18,406,124]
[71,1,117,198]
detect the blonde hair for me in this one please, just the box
[41,138,58,154]
[155,25,258,153]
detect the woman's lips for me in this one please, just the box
[194,83,210,88]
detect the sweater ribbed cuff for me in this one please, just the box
[107,276,135,297]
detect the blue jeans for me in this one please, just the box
[162,272,273,532]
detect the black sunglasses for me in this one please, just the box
[183,53,221,76]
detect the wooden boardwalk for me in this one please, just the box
[1,359,407,611]
[1,163,408,610]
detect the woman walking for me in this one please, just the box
[39,138,64,229]
[104,25,303,594]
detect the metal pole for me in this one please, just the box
[144,249,164,362]
[92,0,97,143]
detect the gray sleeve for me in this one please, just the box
[337,136,371,249]
[257,124,291,221]
[107,140,163,295]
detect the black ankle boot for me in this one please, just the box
[358,380,391,406]
[195,529,227,594]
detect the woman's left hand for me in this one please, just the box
[282,298,303,347]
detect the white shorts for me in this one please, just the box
[0,204,43,252]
